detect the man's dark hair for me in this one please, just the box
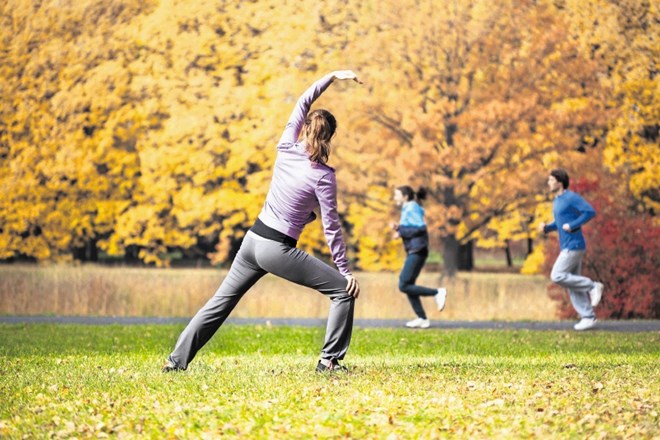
[550,168,570,189]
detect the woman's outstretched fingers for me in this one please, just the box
[333,70,362,84]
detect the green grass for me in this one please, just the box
[1,324,658,439]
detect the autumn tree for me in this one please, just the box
[0,0,157,261]
[334,0,608,275]
[2,0,652,277]
[100,0,278,266]
[522,0,658,277]
[106,0,360,266]
[560,0,659,214]
[0,0,359,266]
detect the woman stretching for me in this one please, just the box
[392,186,447,329]
[163,70,362,373]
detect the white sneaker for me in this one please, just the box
[574,318,597,331]
[406,318,430,329]
[435,288,447,311]
[589,282,604,307]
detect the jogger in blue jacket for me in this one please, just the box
[540,168,604,331]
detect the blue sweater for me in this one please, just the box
[544,190,596,250]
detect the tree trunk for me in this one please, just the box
[87,238,98,261]
[441,181,464,277]
[125,245,140,263]
[443,237,474,275]
[505,239,513,267]
[73,238,98,262]
[442,235,459,277]
[458,240,474,271]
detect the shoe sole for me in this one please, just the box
[436,289,447,311]
[316,362,348,373]
[574,321,597,331]
[590,283,603,307]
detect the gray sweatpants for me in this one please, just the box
[550,249,596,319]
[168,231,355,369]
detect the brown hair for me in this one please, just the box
[303,109,336,164]
[550,168,570,189]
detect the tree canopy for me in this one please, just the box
[0,0,656,273]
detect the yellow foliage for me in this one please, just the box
[0,0,654,272]
[561,0,659,212]
[520,241,546,275]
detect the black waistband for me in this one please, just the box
[250,218,297,247]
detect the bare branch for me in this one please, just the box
[369,111,414,146]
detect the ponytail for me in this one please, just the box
[416,187,427,203]
[397,186,427,205]
[303,109,336,164]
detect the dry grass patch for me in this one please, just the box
[0,265,553,320]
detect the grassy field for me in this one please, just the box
[1,324,658,439]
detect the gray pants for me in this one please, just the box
[550,250,596,319]
[168,231,355,369]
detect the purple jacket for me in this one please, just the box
[257,73,351,276]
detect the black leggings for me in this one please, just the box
[399,249,436,319]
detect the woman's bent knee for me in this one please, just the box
[399,282,413,294]
[332,292,355,303]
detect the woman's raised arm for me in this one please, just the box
[277,71,361,148]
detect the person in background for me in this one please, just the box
[162,70,362,373]
[392,186,447,329]
[539,168,604,331]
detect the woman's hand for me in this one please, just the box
[344,275,360,298]
[333,70,362,84]
[391,222,400,239]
